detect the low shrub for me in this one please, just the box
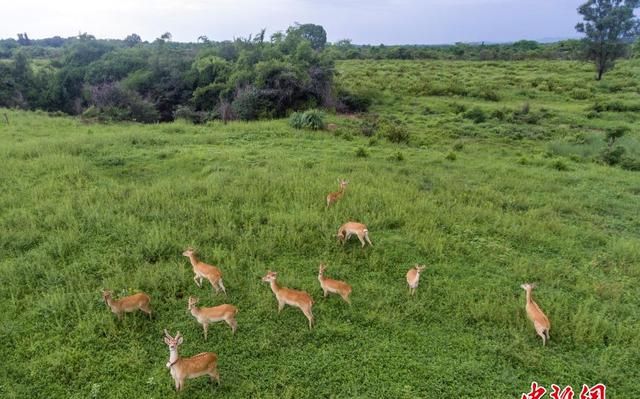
[601,146,626,166]
[289,109,326,130]
[464,107,487,123]
[383,123,410,144]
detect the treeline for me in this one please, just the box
[0,25,341,123]
[1,27,639,123]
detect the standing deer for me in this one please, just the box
[163,330,220,391]
[337,222,372,247]
[188,296,238,339]
[182,248,226,294]
[521,283,551,346]
[317,263,352,304]
[406,265,426,296]
[261,271,314,329]
[102,290,152,320]
[326,179,349,207]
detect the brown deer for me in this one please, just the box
[521,283,551,346]
[406,265,426,296]
[182,248,226,294]
[262,271,314,329]
[317,263,352,304]
[188,296,238,339]
[337,222,372,247]
[163,330,220,391]
[326,179,348,207]
[102,290,152,320]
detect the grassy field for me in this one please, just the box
[1,59,640,398]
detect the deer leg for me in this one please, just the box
[277,300,285,313]
[194,275,202,287]
[211,279,220,294]
[356,233,366,247]
[365,232,373,246]
[226,318,237,334]
[210,367,221,385]
[342,293,351,304]
[218,279,226,295]
[323,289,328,298]
[203,323,208,341]
[303,308,314,330]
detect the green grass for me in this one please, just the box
[1,59,640,398]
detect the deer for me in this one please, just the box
[182,248,226,295]
[337,221,372,247]
[317,263,352,304]
[187,296,238,339]
[163,329,220,392]
[326,179,349,207]
[521,283,551,346]
[261,271,314,329]
[102,289,152,320]
[406,265,426,296]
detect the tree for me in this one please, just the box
[287,23,327,51]
[124,33,142,47]
[576,0,640,80]
[160,32,172,42]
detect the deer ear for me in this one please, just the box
[164,337,171,345]
[177,336,183,345]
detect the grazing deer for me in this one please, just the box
[188,296,238,339]
[326,179,349,207]
[337,222,372,247]
[102,290,152,320]
[317,263,352,304]
[182,248,226,295]
[521,283,551,346]
[261,271,314,329]
[163,330,220,392]
[406,265,426,296]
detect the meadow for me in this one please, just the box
[1,59,639,398]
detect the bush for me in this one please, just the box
[464,107,487,123]
[232,87,266,121]
[358,114,379,137]
[289,109,326,130]
[383,123,410,144]
[445,152,457,161]
[355,147,369,157]
[601,146,626,166]
[173,106,208,124]
[605,126,629,146]
[388,151,405,161]
[620,157,640,171]
[88,83,159,123]
[337,88,374,113]
[550,159,569,171]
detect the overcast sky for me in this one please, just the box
[3,0,586,44]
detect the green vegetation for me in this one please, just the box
[1,57,639,398]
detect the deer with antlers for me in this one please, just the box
[261,271,314,329]
[326,179,349,207]
[317,263,352,304]
[163,330,220,391]
[406,265,426,296]
[182,248,226,295]
[521,283,551,346]
[337,221,372,247]
[188,296,238,339]
[102,290,152,320]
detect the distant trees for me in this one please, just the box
[576,0,640,80]
[124,33,142,47]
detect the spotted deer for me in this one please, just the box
[317,263,352,304]
[406,265,426,296]
[261,271,314,329]
[182,248,226,294]
[326,179,348,207]
[188,296,238,339]
[163,330,220,391]
[521,283,551,346]
[337,221,372,247]
[102,290,152,320]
